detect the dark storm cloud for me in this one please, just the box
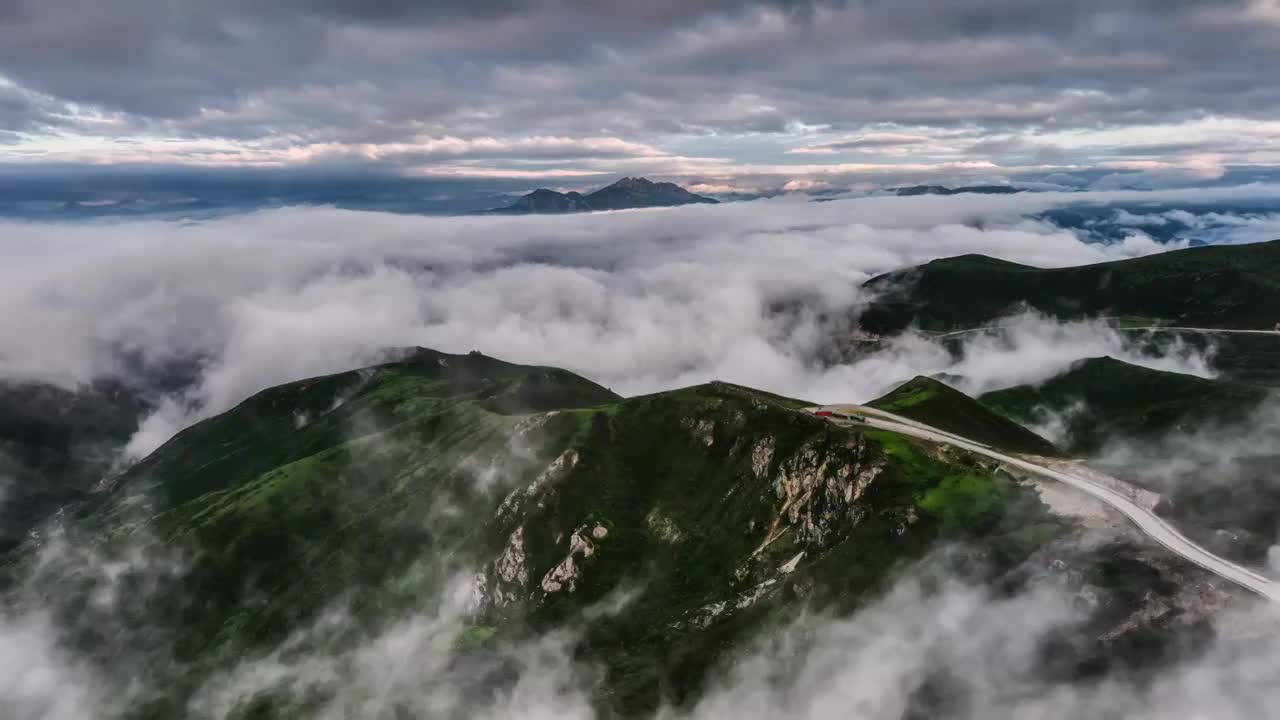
[1,0,1279,172]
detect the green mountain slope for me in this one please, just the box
[869,376,1059,456]
[5,349,1071,718]
[859,240,1280,333]
[3,349,1239,718]
[112,347,621,510]
[980,357,1271,454]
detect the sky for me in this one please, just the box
[3,0,1280,192]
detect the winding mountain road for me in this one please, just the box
[809,403,1280,603]
[932,325,1280,339]
[1119,326,1280,336]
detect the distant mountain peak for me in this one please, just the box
[611,176,651,188]
[601,176,664,192]
[892,184,1022,196]
[482,176,718,215]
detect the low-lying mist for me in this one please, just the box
[8,522,1280,720]
[5,186,1270,458]
[1088,399,1280,568]
[1,177,1279,717]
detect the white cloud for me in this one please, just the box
[8,523,1280,720]
[879,313,1213,398]
[2,186,1274,456]
[0,612,100,720]
[166,550,1280,719]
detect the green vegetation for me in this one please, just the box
[859,239,1280,333]
[454,624,499,649]
[3,349,1067,718]
[111,347,620,512]
[919,473,1007,528]
[980,357,1271,454]
[870,376,1060,456]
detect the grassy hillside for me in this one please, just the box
[111,347,621,511]
[4,350,1069,718]
[869,376,1059,456]
[980,357,1271,454]
[859,240,1280,333]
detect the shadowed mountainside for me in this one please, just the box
[859,240,1280,334]
[980,356,1271,455]
[0,379,150,551]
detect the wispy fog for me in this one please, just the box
[10,529,1279,720]
[0,186,1273,457]
[680,575,1280,720]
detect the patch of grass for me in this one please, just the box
[454,625,499,650]
[919,472,1007,530]
[870,377,1059,456]
[873,382,938,410]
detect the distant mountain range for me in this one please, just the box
[483,176,719,214]
[891,184,1023,196]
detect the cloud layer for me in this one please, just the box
[1,189,1278,718]
[3,1,1280,183]
[1,188,1264,456]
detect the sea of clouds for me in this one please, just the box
[5,185,1280,718]
[5,185,1279,457]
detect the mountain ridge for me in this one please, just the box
[483,176,719,214]
[859,239,1280,334]
[869,375,1060,456]
[7,347,1200,718]
[980,356,1272,454]
[892,184,1023,196]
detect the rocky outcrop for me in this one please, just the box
[496,448,579,525]
[769,437,885,548]
[542,524,609,594]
